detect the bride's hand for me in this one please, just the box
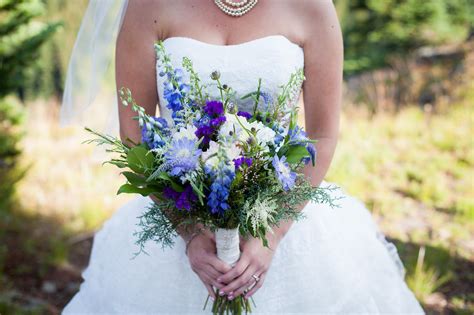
[216,234,280,300]
[186,230,232,299]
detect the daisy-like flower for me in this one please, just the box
[164,138,201,177]
[272,155,296,191]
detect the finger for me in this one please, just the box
[199,274,217,299]
[217,258,250,284]
[202,265,224,289]
[230,270,261,299]
[224,266,259,298]
[208,255,232,274]
[244,272,266,299]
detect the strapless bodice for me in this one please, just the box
[156,35,304,119]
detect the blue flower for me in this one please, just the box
[288,126,308,145]
[272,155,296,191]
[259,91,273,106]
[206,161,235,215]
[141,117,169,149]
[164,138,201,177]
[306,143,317,165]
[161,67,190,121]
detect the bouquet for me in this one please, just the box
[85,41,338,314]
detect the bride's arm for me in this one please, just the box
[116,2,230,298]
[115,1,158,145]
[217,0,343,299]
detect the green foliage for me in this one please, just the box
[406,246,452,301]
[0,100,25,211]
[21,0,88,99]
[0,0,60,98]
[337,0,474,74]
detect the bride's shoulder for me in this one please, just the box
[288,0,340,47]
[290,0,336,19]
[121,0,170,38]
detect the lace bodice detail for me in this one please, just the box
[156,35,304,119]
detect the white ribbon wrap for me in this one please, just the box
[215,228,241,266]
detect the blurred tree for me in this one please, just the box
[0,0,61,99]
[25,0,88,100]
[0,0,59,210]
[336,0,474,75]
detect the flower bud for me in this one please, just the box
[210,70,221,80]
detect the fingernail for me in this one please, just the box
[217,278,222,282]
[228,294,234,300]
[210,296,215,301]
[219,291,225,296]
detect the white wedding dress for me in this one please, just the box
[63,35,425,314]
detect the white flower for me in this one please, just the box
[245,195,278,233]
[202,140,220,168]
[227,142,242,161]
[253,122,276,145]
[219,114,252,143]
[202,140,242,169]
[174,125,197,141]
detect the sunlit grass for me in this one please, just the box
[406,246,452,302]
[326,103,474,260]
[16,100,131,233]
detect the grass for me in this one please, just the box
[323,99,473,312]
[0,93,472,313]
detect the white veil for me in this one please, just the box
[60,0,129,134]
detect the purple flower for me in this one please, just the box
[210,116,226,128]
[163,185,197,211]
[204,100,224,117]
[233,156,252,170]
[195,125,214,146]
[272,155,296,191]
[164,138,201,177]
[237,111,252,120]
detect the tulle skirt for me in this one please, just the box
[62,181,425,314]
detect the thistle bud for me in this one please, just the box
[210,70,221,80]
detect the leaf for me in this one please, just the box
[117,184,157,196]
[189,179,205,205]
[148,171,184,192]
[127,146,154,174]
[284,145,310,164]
[240,91,257,100]
[122,171,147,186]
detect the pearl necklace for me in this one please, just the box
[214,0,258,17]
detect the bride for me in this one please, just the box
[61,0,425,314]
